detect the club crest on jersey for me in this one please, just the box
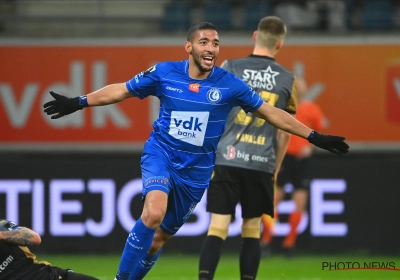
[206,88,222,103]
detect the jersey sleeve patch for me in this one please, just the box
[0,220,21,231]
[125,63,161,98]
[143,65,157,75]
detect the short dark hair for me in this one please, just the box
[187,22,218,42]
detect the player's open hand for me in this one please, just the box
[43,91,84,119]
[308,131,349,155]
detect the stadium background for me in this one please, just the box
[1,0,400,279]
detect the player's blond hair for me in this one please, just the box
[256,16,286,49]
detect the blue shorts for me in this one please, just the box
[141,144,206,235]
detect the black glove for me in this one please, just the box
[308,130,349,155]
[43,91,87,119]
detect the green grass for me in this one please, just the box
[40,253,400,280]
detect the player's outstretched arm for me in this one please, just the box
[43,83,132,119]
[253,102,349,155]
[0,224,41,246]
[253,102,311,138]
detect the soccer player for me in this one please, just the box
[261,76,326,258]
[198,16,297,280]
[0,219,98,280]
[43,22,349,280]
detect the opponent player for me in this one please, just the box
[0,219,98,280]
[43,22,349,280]
[198,16,295,280]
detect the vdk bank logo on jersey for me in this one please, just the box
[242,66,279,90]
[169,111,209,146]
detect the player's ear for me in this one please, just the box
[252,31,257,43]
[184,41,192,55]
[276,38,284,51]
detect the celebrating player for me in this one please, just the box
[43,22,349,280]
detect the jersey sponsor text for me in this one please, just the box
[236,133,266,145]
[166,86,183,93]
[188,83,200,93]
[223,146,269,163]
[169,111,209,146]
[0,255,13,273]
[242,66,280,91]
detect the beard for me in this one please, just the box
[192,50,214,73]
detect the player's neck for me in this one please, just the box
[252,46,275,58]
[188,63,211,80]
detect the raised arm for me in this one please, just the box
[253,102,349,155]
[43,83,132,119]
[86,83,132,106]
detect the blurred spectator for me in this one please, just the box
[362,0,393,29]
[314,0,347,32]
[0,0,16,34]
[272,0,319,31]
[326,0,347,31]
[394,0,400,27]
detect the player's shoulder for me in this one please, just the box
[157,60,186,68]
[147,60,187,75]
[220,57,250,69]
[225,56,294,77]
[213,65,246,85]
[223,57,250,64]
[271,60,294,78]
